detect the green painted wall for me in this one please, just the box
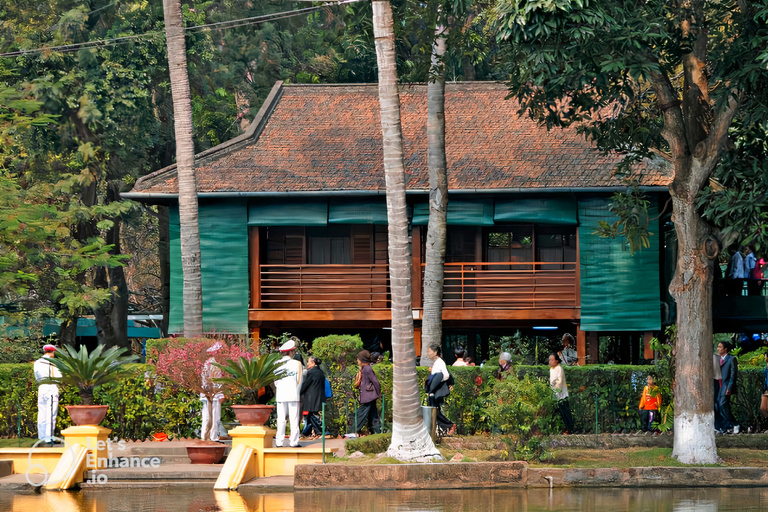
[168,201,249,334]
[578,196,661,331]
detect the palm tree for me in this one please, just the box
[420,17,449,364]
[372,0,441,460]
[162,0,203,336]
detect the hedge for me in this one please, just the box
[1,362,765,439]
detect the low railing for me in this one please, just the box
[260,264,390,309]
[438,261,578,309]
[258,261,578,310]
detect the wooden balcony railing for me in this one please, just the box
[260,265,390,309]
[257,261,578,310]
[438,261,578,309]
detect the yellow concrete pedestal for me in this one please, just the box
[45,425,112,490]
[60,425,112,470]
[214,425,274,490]
[230,425,275,477]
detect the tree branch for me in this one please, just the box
[689,88,740,193]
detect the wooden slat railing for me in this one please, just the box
[437,261,578,309]
[258,261,577,310]
[260,265,390,309]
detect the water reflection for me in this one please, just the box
[2,486,768,511]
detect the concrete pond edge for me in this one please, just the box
[293,462,768,490]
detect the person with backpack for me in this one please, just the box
[300,356,327,439]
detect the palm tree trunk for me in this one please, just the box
[420,20,449,365]
[372,0,440,460]
[162,0,203,337]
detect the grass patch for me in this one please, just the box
[535,447,734,468]
[0,438,37,448]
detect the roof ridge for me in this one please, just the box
[133,81,285,192]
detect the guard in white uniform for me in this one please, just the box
[34,345,61,441]
[274,339,303,447]
[200,341,226,441]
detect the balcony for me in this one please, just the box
[255,262,578,311]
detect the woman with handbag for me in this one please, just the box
[354,350,381,436]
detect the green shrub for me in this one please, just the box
[2,358,765,440]
[344,432,391,454]
[311,334,363,366]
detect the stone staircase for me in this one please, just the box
[78,440,231,489]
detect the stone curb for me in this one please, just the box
[294,463,768,490]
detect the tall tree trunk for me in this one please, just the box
[373,0,440,460]
[163,0,203,337]
[669,193,716,463]
[59,316,78,346]
[649,9,739,462]
[94,181,129,348]
[420,21,449,365]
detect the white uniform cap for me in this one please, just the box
[207,341,226,354]
[279,339,296,352]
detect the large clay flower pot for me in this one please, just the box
[66,405,109,426]
[231,404,275,426]
[186,443,226,464]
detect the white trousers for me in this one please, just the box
[200,393,224,441]
[38,385,59,441]
[275,401,300,447]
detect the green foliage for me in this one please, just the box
[311,334,364,366]
[344,432,392,454]
[3,359,768,440]
[212,352,283,405]
[41,344,139,405]
[698,120,768,252]
[594,182,654,254]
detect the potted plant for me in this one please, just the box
[41,344,139,426]
[212,352,283,426]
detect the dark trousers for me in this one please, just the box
[558,398,575,433]
[356,401,381,434]
[714,380,723,431]
[302,411,325,436]
[716,391,737,431]
[639,409,657,431]
[428,395,454,434]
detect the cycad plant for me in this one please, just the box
[212,352,283,405]
[40,344,139,405]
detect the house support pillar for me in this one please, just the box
[643,331,654,361]
[414,325,422,358]
[576,327,586,365]
[587,332,599,364]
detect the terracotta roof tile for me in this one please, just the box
[132,82,670,195]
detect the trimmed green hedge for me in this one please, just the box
[1,362,765,439]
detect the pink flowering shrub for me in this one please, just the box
[153,337,254,439]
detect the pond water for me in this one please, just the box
[3,486,768,511]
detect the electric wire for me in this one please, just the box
[0,0,365,59]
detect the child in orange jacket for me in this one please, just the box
[639,375,661,432]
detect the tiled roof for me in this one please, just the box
[131,82,671,195]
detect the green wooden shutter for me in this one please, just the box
[578,196,661,331]
[494,196,578,225]
[329,199,388,224]
[248,200,327,226]
[412,200,494,226]
[168,201,249,334]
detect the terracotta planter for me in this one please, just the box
[66,405,109,426]
[231,404,275,426]
[186,443,226,464]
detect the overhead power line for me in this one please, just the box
[0,0,365,59]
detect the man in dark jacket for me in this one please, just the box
[716,342,739,434]
[300,356,327,438]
